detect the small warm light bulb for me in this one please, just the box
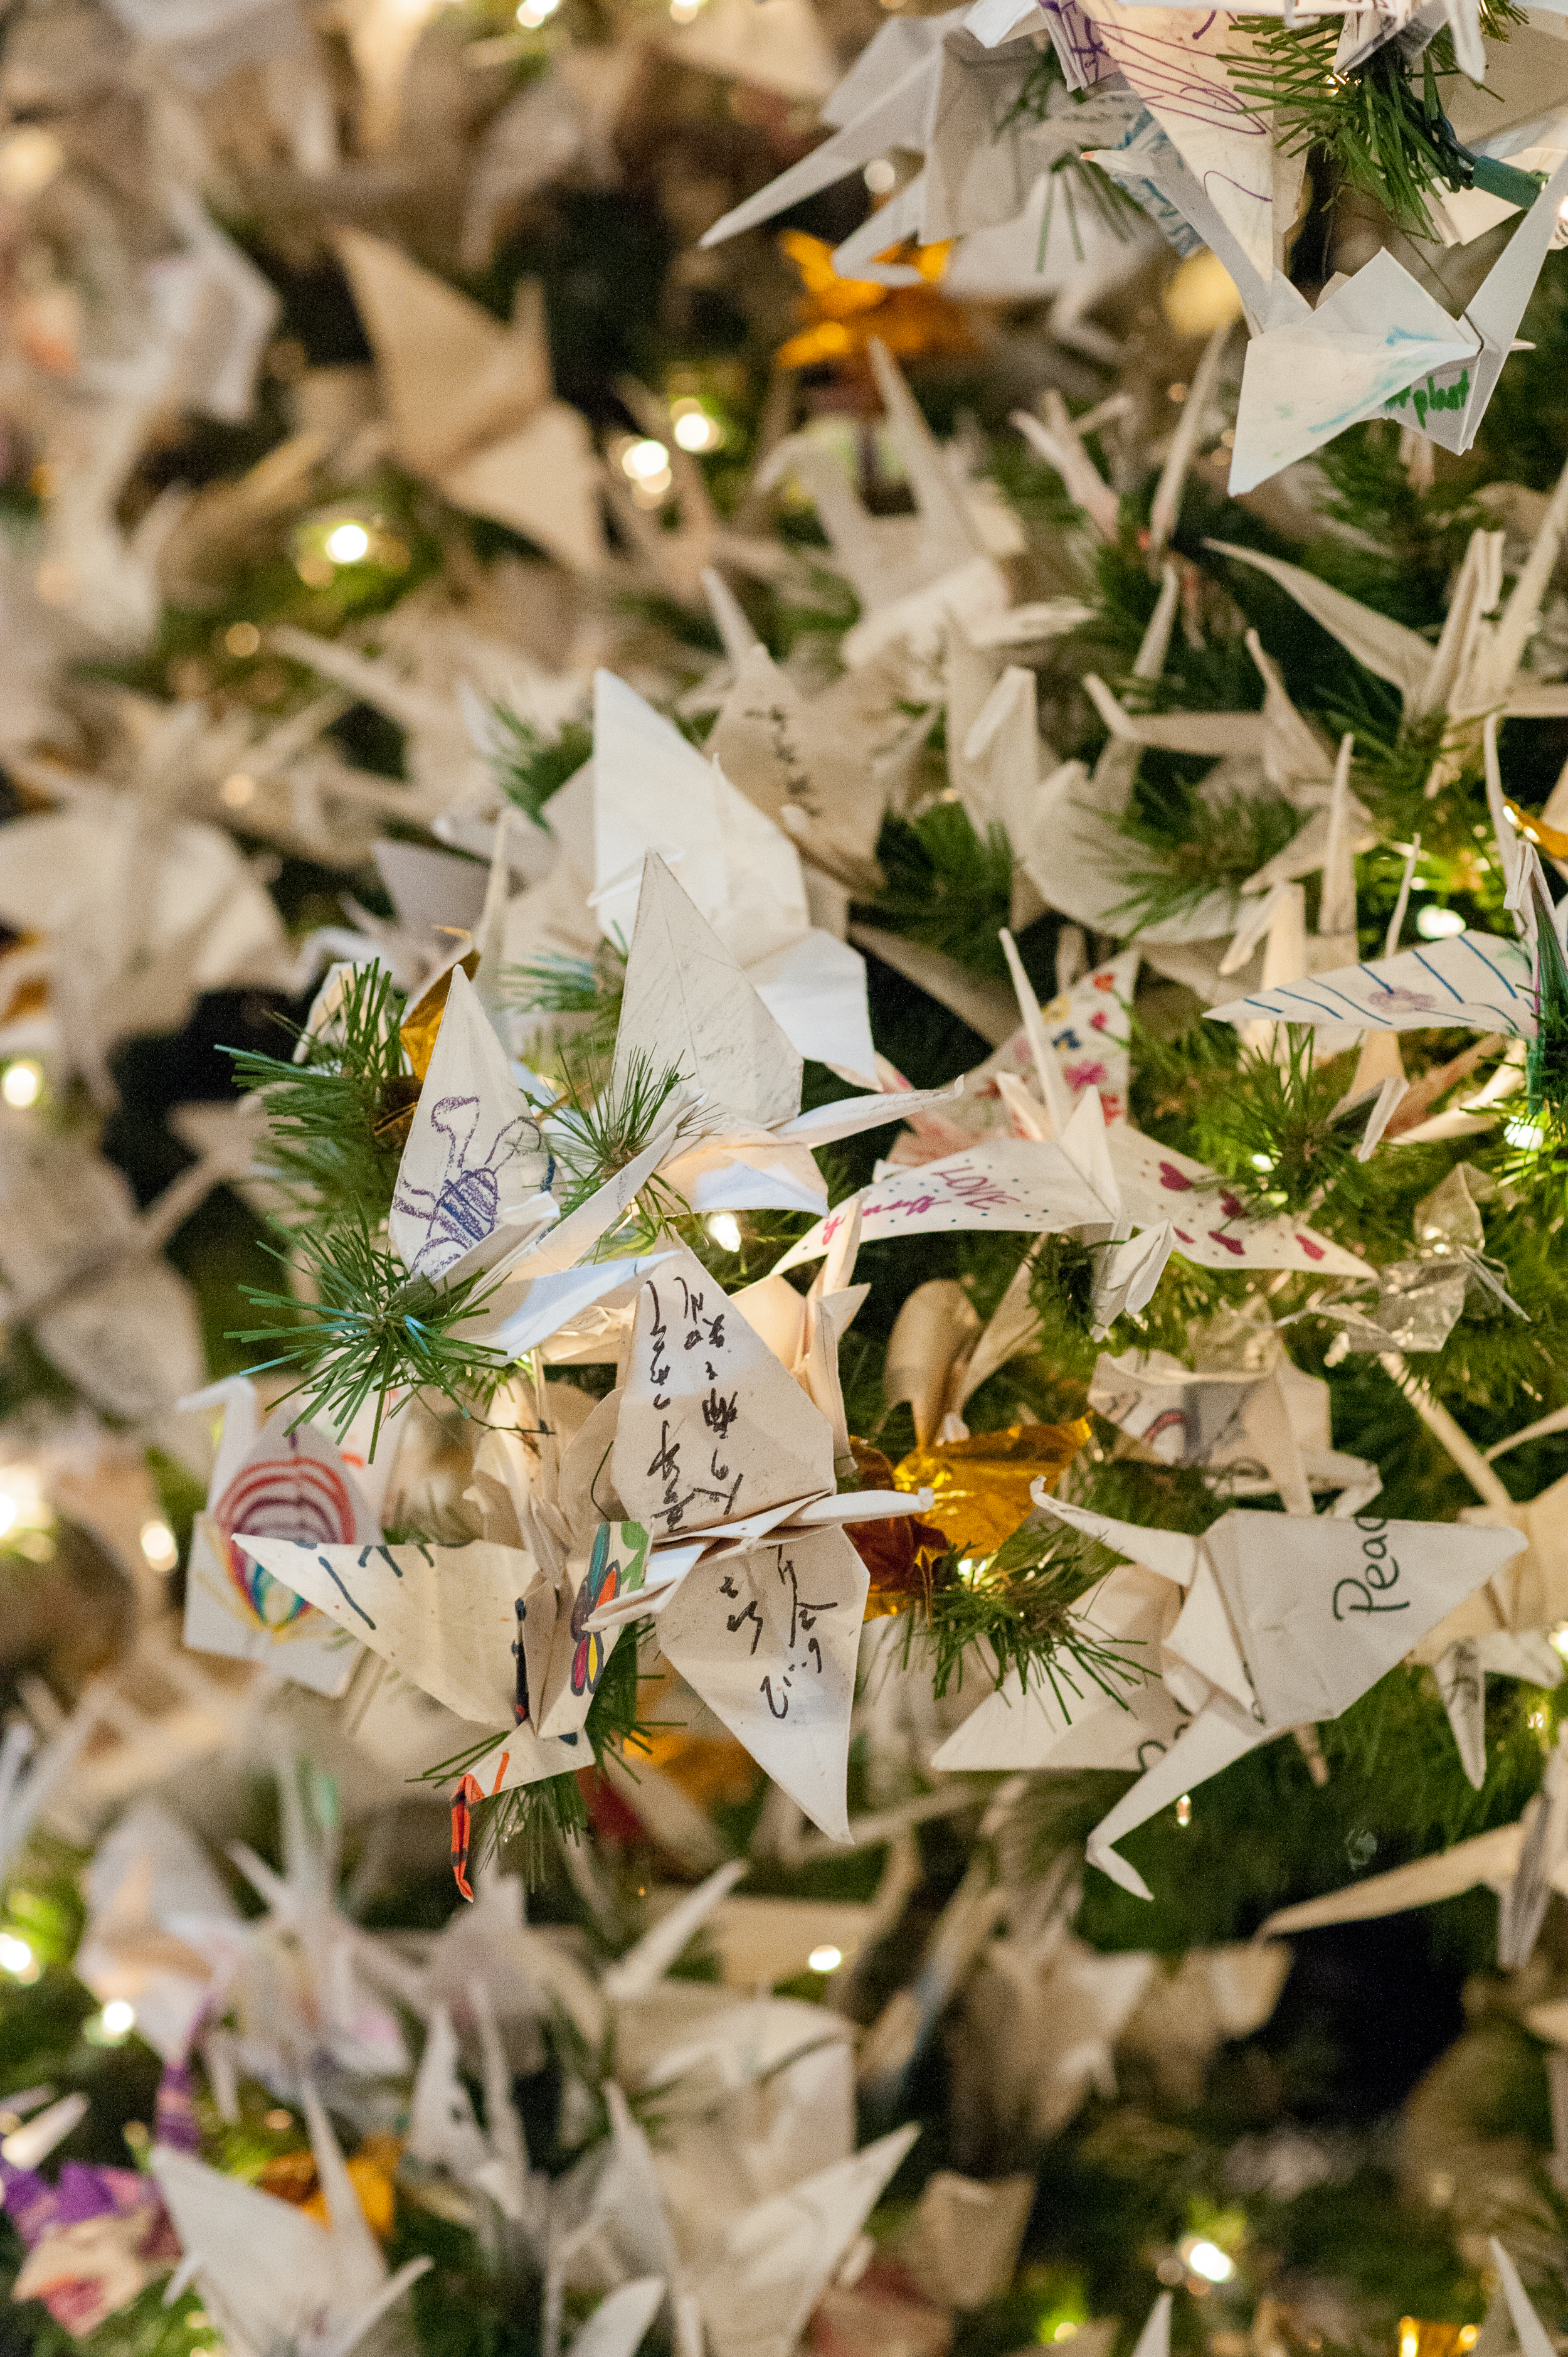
[1415,904,1465,940]
[100,2000,135,2039]
[1185,2241,1232,2284]
[0,1497,17,1541]
[0,1934,34,1976]
[669,0,703,21]
[622,439,670,482]
[706,1212,743,1253]
[517,0,559,25]
[672,407,720,452]
[808,1945,843,1974]
[3,1060,41,1108]
[1054,2325,1080,2343]
[140,1520,178,1572]
[324,521,371,564]
[1175,1792,1192,1827]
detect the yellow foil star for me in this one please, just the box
[774,229,977,374]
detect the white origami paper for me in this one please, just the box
[0,1700,103,1885]
[1006,1494,1527,1895]
[778,1085,1362,1294]
[151,2083,431,2357]
[756,345,1008,666]
[687,2125,919,2357]
[612,852,959,1216]
[590,674,878,1083]
[1208,930,1537,1040]
[390,967,557,1285]
[335,228,605,575]
[73,1801,240,2065]
[179,1378,391,1696]
[235,1535,587,1799]
[603,1255,887,1839]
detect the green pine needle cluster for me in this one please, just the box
[1104,774,1305,934]
[232,1223,512,1449]
[909,1513,1145,1710]
[1229,8,1526,241]
[867,803,1017,981]
[485,705,593,827]
[226,960,408,1230]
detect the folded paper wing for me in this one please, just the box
[389,967,555,1284]
[773,1137,1120,1272]
[181,1378,378,1696]
[930,1562,1190,1772]
[1230,251,1481,496]
[151,2084,430,2357]
[1256,1818,1529,1939]
[1106,1130,1366,1279]
[1202,1511,1526,1727]
[569,2280,669,2357]
[692,2124,919,2357]
[593,670,810,971]
[659,1528,869,1844]
[612,1253,837,1539]
[1207,931,1536,1038]
[612,850,801,1134]
[236,1536,564,1743]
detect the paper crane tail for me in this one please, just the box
[450,1775,482,1902]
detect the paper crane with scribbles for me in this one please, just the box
[938,1488,1527,1897]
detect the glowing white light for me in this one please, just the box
[0,127,63,203]
[0,1934,33,1976]
[1175,1792,1192,1826]
[1506,1115,1545,1150]
[324,522,371,564]
[669,0,704,21]
[1551,1624,1568,1660]
[140,1520,177,1572]
[1185,2242,1232,2284]
[706,1212,743,1253]
[1054,2325,1081,2343]
[0,1497,18,1540]
[1249,1152,1272,1171]
[3,1061,41,1109]
[807,1945,843,1973]
[623,439,671,483]
[864,156,897,194]
[1415,904,1465,940]
[672,407,721,452]
[517,0,558,25]
[100,2001,135,2039]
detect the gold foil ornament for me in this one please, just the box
[892,1420,1091,1559]
[844,1437,949,1617]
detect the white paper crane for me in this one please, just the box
[151,2082,431,2357]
